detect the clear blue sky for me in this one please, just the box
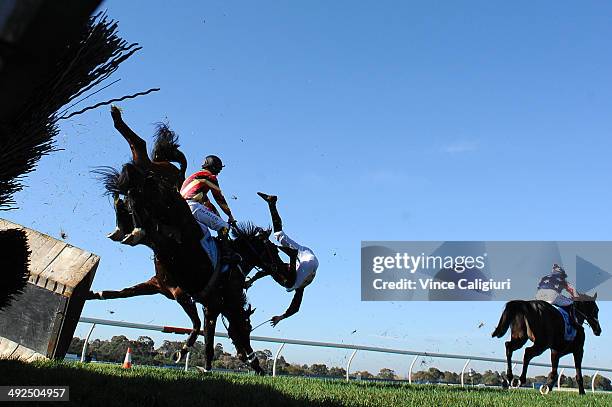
[8,1,612,376]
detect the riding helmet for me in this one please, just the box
[552,263,567,277]
[202,155,224,174]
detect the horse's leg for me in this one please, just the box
[505,336,527,382]
[111,106,151,167]
[120,189,147,246]
[545,349,561,391]
[202,306,219,371]
[107,195,133,241]
[169,288,201,364]
[574,348,586,395]
[225,313,264,376]
[86,277,162,300]
[518,343,547,384]
[240,342,264,376]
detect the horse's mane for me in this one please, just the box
[231,221,271,240]
[151,122,187,177]
[575,292,597,302]
[227,285,249,312]
[151,122,179,156]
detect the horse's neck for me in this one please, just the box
[239,261,255,276]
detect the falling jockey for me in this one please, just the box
[247,192,318,327]
[535,263,579,328]
[180,155,240,275]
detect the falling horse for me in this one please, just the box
[88,220,279,373]
[88,107,285,373]
[103,105,190,246]
[492,293,601,395]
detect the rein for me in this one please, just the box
[250,319,272,333]
[232,226,277,272]
[574,308,591,327]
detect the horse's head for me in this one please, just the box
[226,302,256,350]
[575,292,601,336]
[231,222,284,274]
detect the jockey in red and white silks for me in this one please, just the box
[180,155,236,267]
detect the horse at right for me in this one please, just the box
[492,293,601,395]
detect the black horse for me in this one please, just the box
[492,293,601,395]
[89,108,285,373]
[89,164,284,373]
[197,223,278,372]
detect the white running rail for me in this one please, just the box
[77,316,611,393]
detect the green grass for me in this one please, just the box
[0,359,609,407]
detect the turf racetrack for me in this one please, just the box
[0,360,609,406]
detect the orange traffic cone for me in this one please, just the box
[122,347,132,369]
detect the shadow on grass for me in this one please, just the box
[0,359,343,407]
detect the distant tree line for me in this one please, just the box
[68,336,611,390]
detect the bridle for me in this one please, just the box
[575,307,598,328]
[232,226,280,273]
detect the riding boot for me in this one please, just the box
[257,192,282,232]
[218,228,241,265]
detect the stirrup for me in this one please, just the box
[107,227,125,242]
[121,228,146,246]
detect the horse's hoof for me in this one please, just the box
[174,349,186,364]
[107,228,125,242]
[121,229,145,246]
[195,366,211,374]
[510,378,522,388]
[539,384,550,395]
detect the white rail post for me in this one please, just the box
[592,371,599,394]
[345,350,358,382]
[460,359,471,387]
[408,356,419,384]
[272,343,286,377]
[557,368,564,389]
[80,323,96,362]
[184,351,190,372]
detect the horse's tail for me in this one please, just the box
[91,166,122,196]
[492,300,526,338]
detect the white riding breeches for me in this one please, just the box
[536,288,573,307]
[187,200,228,267]
[274,231,318,292]
[187,200,229,232]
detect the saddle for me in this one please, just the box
[554,306,577,342]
